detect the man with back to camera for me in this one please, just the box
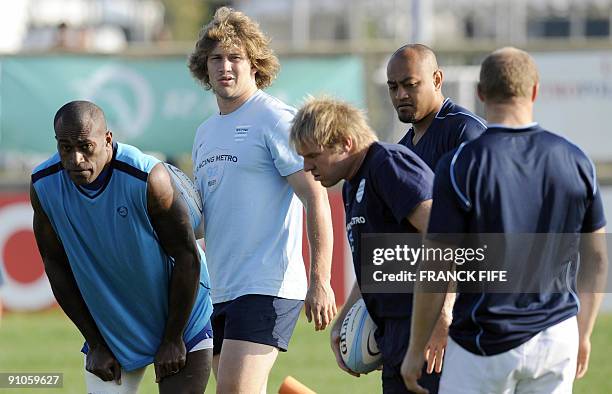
[387,44,486,170]
[401,47,608,393]
[290,96,450,393]
[31,100,214,393]
[188,7,335,394]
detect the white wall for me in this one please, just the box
[0,2,29,53]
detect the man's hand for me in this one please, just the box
[575,337,591,379]
[305,279,337,331]
[154,338,187,383]
[424,314,449,374]
[401,348,429,394]
[86,343,121,384]
[330,323,360,377]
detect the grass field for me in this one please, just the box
[0,309,610,393]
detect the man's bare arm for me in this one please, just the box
[30,184,121,383]
[287,170,336,331]
[576,227,608,379]
[147,163,202,382]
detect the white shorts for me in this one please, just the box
[439,316,578,394]
[84,338,213,394]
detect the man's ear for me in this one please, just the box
[341,136,354,153]
[433,69,444,91]
[531,83,539,102]
[105,130,113,146]
[476,83,485,103]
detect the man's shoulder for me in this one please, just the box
[32,153,61,175]
[114,143,160,177]
[367,141,402,166]
[369,142,432,177]
[536,128,593,165]
[436,99,486,132]
[250,90,297,123]
[31,153,62,184]
[372,141,423,163]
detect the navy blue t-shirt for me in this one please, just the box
[428,123,606,356]
[398,98,486,170]
[343,142,433,321]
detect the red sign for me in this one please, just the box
[0,193,55,311]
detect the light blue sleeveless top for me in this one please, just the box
[32,142,212,371]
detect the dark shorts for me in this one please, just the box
[211,294,304,355]
[375,318,441,394]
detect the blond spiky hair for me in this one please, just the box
[290,96,377,152]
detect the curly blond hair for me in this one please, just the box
[188,6,279,90]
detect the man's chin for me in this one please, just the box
[69,173,92,185]
[320,179,339,188]
[213,86,235,98]
[398,114,416,124]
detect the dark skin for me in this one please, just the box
[32,112,210,391]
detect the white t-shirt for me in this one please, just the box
[192,90,307,303]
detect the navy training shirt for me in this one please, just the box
[398,98,486,170]
[428,123,606,356]
[343,142,434,322]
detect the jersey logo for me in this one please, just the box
[356,179,366,203]
[197,148,235,194]
[234,125,250,142]
[117,206,128,217]
[206,164,221,191]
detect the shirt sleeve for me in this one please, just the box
[372,151,433,223]
[264,110,304,177]
[582,186,607,233]
[427,153,470,242]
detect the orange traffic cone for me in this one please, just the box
[278,376,316,394]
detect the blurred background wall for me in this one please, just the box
[1,0,611,311]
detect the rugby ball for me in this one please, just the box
[339,298,382,374]
[163,163,203,232]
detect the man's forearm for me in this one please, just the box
[440,286,456,324]
[577,229,608,340]
[162,251,200,343]
[335,283,362,325]
[577,292,603,340]
[305,191,333,283]
[408,292,446,356]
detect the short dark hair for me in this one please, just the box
[479,47,539,102]
[54,100,107,133]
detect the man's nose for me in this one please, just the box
[221,57,232,72]
[303,159,314,172]
[396,85,409,100]
[70,151,85,166]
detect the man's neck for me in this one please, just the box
[216,86,258,115]
[485,100,533,127]
[412,97,445,144]
[345,143,373,182]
